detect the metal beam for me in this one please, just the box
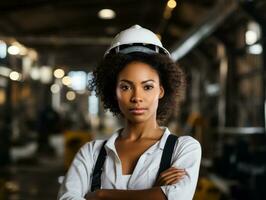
[170,0,238,61]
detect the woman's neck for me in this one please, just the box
[120,120,163,141]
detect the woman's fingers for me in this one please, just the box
[157,175,183,186]
[157,171,186,184]
[161,176,181,185]
[158,170,185,181]
[163,167,185,173]
[163,173,185,184]
[155,167,187,186]
[166,178,180,185]
[160,167,182,174]
[159,168,186,179]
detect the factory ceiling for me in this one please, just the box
[0,0,265,70]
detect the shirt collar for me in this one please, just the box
[105,128,121,153]
[158,127,171,150]
[104,127,171,153]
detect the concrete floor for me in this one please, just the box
[0,153,64,200]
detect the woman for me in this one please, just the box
[58,25,201,200]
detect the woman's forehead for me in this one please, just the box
[117,61,160,81]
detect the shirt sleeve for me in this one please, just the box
[57,141,97,200]
[160,136,202,200]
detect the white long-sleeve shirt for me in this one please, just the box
[58,127,201,200]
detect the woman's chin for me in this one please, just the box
[126,115,152,124]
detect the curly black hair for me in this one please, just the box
[89,52,186,123]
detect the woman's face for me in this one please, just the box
[116,61,164,124]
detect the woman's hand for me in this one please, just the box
[154,167,187,186]
[85,167,187,199]
[85,190,101,200]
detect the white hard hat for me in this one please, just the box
[104,25,170,57]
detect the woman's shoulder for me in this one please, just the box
[79,129,120,156]
[68,138,110,169]
[174,135,201,153]
[80,139,107,154]
[75,139,107,162]
[177,135,200,145]
[168,134,202,162]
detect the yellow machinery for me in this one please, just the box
[64,130,93,170]
[194,178,222,200]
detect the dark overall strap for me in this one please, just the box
[91,140,107,192]
[91,134,178,191]
[157,134,179,178]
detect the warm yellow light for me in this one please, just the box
[167,0,177,9]
[98,9,116,19]
[54,68,65,79]
[8,45,20,55]
[9,71,21,81]
[66,91,76,101]
[62,76,72,86]
[8,42,29,56]
[0,89,5,105]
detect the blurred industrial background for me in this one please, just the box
[0,0,266,199]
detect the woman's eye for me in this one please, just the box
[144,85,154,90]
[120,85,130,91]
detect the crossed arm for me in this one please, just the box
[85,168,186,200]
[58,137,201,200]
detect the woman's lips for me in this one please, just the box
[129,108,147,115]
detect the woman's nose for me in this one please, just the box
[130,96,143,103]
[130,89,143,103]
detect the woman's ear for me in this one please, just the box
[159,85,164,99]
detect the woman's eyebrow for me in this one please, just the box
[141,79,155,84]
[119,79,155,84]
[119,79,133,84]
